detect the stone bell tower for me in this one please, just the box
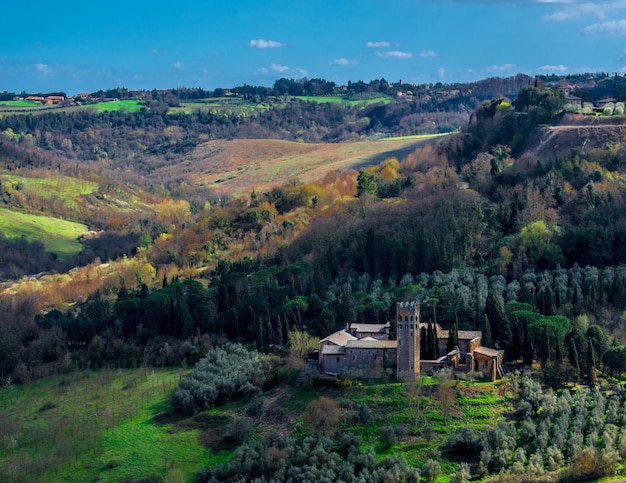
[396,301,420,382]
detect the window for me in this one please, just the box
[337,357,339,363]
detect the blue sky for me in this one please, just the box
[2,0,626,94]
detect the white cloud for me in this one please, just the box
[331,58,357,66]
[438,67,446,78]
[487,63,517,72]
[538,64,569,72]
[419,50,437,58]
[377,51,413,59]
[250,39,285,49]
[582,19,626,35]
[171,62,185,69]
[366,41,391,48]
[34,63,52,75]
[263,63,308,77]
[271,62,289,73]
[543,1,626,22]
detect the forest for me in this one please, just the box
[3,73,626,481]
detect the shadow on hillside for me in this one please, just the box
[352,137,445,170]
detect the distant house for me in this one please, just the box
[25,96,45,103]
[45,95,65,105]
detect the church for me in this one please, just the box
[319,301,505,382]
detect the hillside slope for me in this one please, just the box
[153,136,442,197]
[523,114,626,161]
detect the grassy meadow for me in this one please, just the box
[0,367,214,482]
[178,136,444,197]
[78,100,146,113]
[0,367,514,482]
[3,174,100,208]
[168,97,272,115]
[0,207,87,260]
[0,100,41,107]
[292,95,393,106]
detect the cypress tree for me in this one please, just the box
[420,326,429,359]
[568,337,580,382]
[587,336,598,386]
[481,314,492,348]
[523,323,533,367]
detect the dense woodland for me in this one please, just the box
[4,73,626,480]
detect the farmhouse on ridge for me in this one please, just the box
[319,301,505,382]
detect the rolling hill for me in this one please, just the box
[157,135,444,198]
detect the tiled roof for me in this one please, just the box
[473,346,503,357]
[320,329,357,346]
[349,323,390,333]
[346,340,397,349]
[458,331,482,340]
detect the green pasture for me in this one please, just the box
[169,97,272,115]
[292,95,392,106]
[0,366,515,482]
[0,100,40,107]
[0,368,213,482]
[0,207,87,260]
[79,100,146,113]
[3,174,99,208]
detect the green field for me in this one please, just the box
[292,95,393,106]
[168,97,272,115]
[0,368,213,482]
[3,174,100,208]
[0,100,40,107]
[0,367,512,482]
[0,207,87,260]
[79,100,146,113]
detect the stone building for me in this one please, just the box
[318,301,505,381]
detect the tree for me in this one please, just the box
[437,370,455,423]
[604,345,626,381]
[356,169,378,198]
[304,396,340,435]
[287,329,318,361]
[283,296,309,331]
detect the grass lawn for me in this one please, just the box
[0,207,87,260]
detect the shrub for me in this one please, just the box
[246,396,265,418]
[356,403,373,424]
[172,343,266,415]
[304,396,341,435]
[421,459,442,482]
[223,417,253,446]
